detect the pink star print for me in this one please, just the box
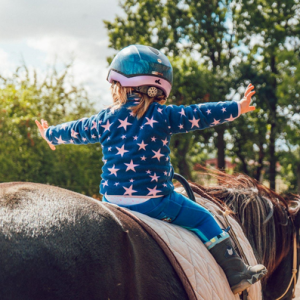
[116,145,129,157]
[91,134,96,139]
[123,185,137,196]
[146,170,151,174]
[157,107,163,113]
[189,116,200,128]
[161,138,168,146]
[211,119,221,125]
[225,114,236,122]
[101,120,113,132]
[91,121,97,130]
[206,109,211,115]
[151,136,156,142]
[98,120,102,124]
[55,136,66,144]
[152,149,164,161]
[164,171,168,175]
[141,156,146,161]
[130,179,134,183]
[71,129,79,139]
[147,186,161,196]
[150,173,160,182]
[163,183,167,187]
[118,117,132,130]
[124,160,139,172]
[84,126,88,131]
[178,124,184,129]
[179,108,186,117]
[82,137,87,141]
[121,135,126,139]
[61,123,68,130]
[137,140,148,150]
[145,117,158,128]
[69,139,74,143]
[133,136,138,140]
[102,180,108,187]
[108,165,119,176]
[221,107,226,113]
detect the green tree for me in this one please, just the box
[232,0,300,189]
[0,65,103,197]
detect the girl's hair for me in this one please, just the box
[110,81,167,119]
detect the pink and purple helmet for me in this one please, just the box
[107,45,173,97]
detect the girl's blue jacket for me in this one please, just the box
[45,94,240,197]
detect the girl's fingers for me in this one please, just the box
[245,85,255,96]
[246,90,256,98]
[248,106,256,112]
[48,142,56,151]
[35,120,44,133]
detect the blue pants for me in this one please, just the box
[103,191,223,243]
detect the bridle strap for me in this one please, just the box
[276,231,297,300]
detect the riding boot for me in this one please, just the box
[206,232,267,294]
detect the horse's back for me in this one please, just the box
[0,182,188,300]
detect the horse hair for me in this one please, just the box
[188,167,300,284]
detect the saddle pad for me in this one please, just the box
[119,188,262,300]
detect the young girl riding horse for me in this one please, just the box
[36,44,267,294]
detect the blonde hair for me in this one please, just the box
[110,81,167,119]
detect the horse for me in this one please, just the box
[188,169,300,300]
[0,170,299,300]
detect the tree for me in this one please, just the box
[233,0,300,189]
[0,65,103,197]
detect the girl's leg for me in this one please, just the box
[155,191,223,243]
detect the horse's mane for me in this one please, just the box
[188,167,300,282]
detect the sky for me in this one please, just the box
[0,0,123,109]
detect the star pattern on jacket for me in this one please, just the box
[124,160,139,172]
[45,97,240,197]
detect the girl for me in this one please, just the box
[36,45,267,294]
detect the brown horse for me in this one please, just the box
[189,169,300,300]
[0,171,299,300]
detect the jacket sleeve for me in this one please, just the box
[45,114,102,146]
[163,101,240,135]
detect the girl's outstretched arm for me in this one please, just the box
[36,112,105,147]
[163,83,255,135]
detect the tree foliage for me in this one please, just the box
[0,65,103,197]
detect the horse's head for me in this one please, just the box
[189,169,300,300]
[263,196,300,300]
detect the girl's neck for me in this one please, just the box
[127,92,141,101]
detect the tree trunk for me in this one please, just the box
[269,121,276,190]
[216,126,225,170]
[297,164,300,195]
[269,54,278,190]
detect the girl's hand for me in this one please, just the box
[35,119,56,151]
[240,83,256,114]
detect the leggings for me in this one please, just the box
[103,191,222,243]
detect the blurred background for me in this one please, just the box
[1,0,300,198]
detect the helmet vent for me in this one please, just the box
[148,46,160,55]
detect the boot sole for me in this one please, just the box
[231,268,268,294]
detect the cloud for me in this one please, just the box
[0,0,123,109]
[0,0,123,41]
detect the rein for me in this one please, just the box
[275,229,297,300]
